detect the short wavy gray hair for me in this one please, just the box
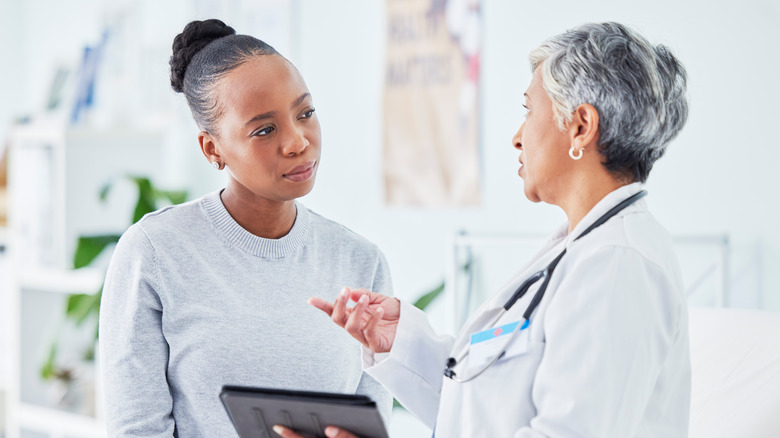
[530,22,688,182]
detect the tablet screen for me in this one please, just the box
[220,385,389,438]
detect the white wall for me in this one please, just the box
[6,1,775,310]
[0,0,27,146]
[2,0,779,436]
[295,0,780,313]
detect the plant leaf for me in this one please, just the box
[72,234,121,269]
[413,281,445,311]
[98,178,114,203]
[91,288,102,340]
[66,292,102,326]
[40,343,58,380]
[83,345,95,361]
[130,176,156,223]
[158,189,187,206]
[94,307,101,340]
[66,294,92,325]
[411,262,472,311]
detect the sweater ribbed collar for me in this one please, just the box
[201,191,310,259]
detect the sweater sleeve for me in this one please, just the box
[99,224,175,437]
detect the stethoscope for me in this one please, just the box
[443,190,647,383]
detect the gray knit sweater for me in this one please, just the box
[99,191,393,437]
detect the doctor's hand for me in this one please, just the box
[309,287,400,353]
[273,424,359,438]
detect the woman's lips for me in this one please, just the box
[283,161,316,182]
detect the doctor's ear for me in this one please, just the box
[198,131,223,168]
[569,104,600,150]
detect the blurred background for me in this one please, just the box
[1,0,778,437]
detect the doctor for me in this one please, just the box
[275,22,691,438]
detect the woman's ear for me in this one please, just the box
[199,131,221,165]
[570,103,600,151]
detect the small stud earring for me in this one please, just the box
[212,162,220,169]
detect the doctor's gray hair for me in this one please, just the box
[529,22,688,183]
[170,19,278,134]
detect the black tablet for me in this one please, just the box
[220,385,389,438]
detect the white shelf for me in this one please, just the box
[5,120,165,438]
[18,403,104,438]
[19,267,104,294]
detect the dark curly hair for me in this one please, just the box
[169,19,278,134]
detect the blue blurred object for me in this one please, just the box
[70,31,109,125]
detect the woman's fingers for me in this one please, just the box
[272,425,304,438]
[308,287,398,354]
[364,306,385,352]
[330,288,350,326]
[273,424,358,438]
[347,288,371,303]
[307,297,334,316]
[344,294,370,346]
[324,426,360,438]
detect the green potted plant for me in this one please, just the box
[40,176,186,412]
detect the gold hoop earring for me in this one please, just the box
[569,146,583,160]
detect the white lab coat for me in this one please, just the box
[364,183,691,437]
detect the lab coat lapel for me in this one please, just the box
[448,229,569,358]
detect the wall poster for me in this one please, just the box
[384,0,482,207]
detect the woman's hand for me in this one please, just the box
[273,424,359,438]
[309,287,400,353]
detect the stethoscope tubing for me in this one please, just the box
[443,190,648,382]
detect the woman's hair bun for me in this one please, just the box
[170,19,236,93]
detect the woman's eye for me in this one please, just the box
[300,108,315,119]
[253,126,274,136]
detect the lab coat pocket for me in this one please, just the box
[457,335,547,438]
[497,327,534,362]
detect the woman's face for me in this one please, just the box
[210,55,321,203]
[512,69,575,204]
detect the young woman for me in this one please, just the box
[99,19,392,437]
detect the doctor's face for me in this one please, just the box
[512,68,575,204]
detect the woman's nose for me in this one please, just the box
[512,122,525,150]
[282,127,309,156]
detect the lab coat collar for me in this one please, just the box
[562,182,645,248]
[450,183,645,352]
